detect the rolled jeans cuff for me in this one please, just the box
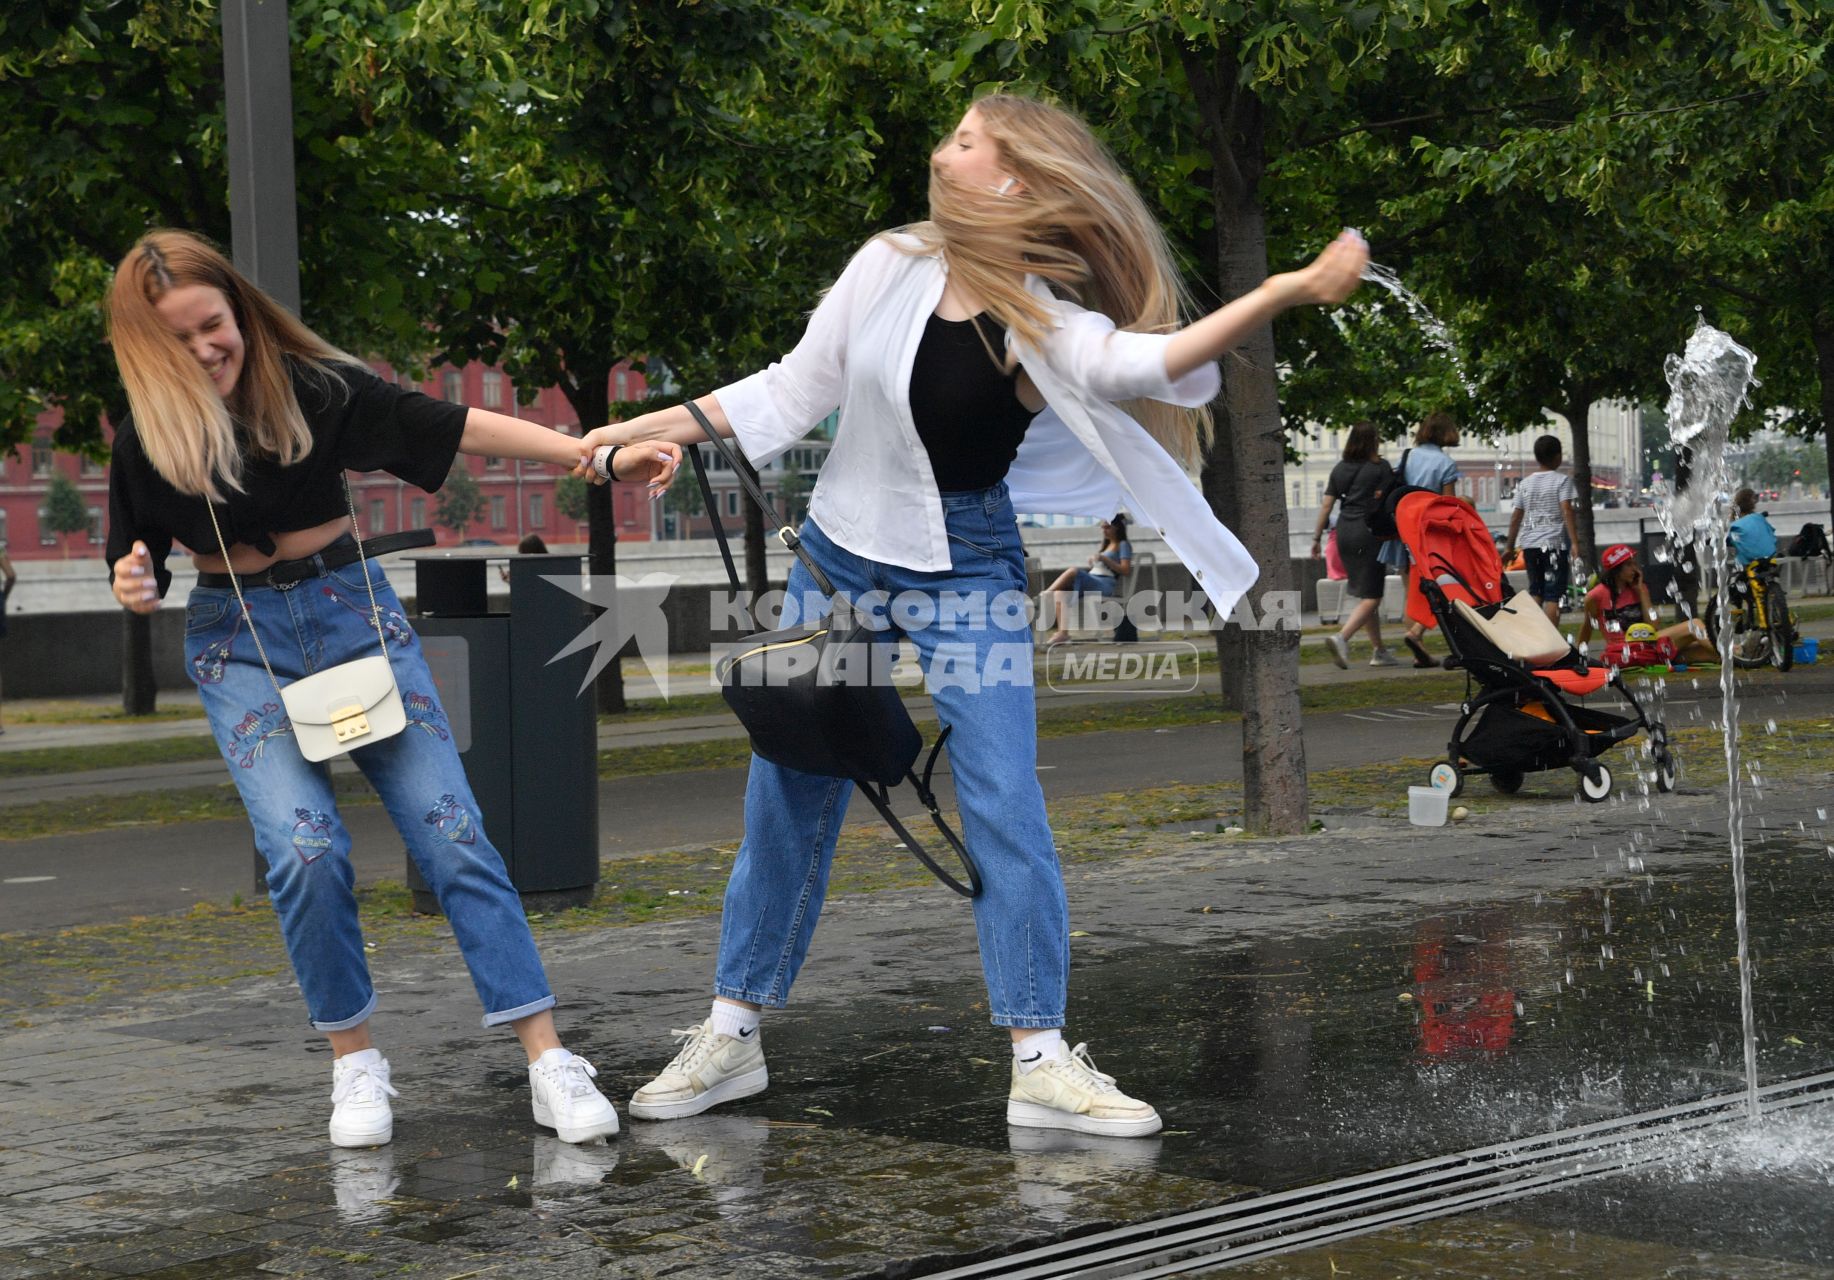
[481,994,556,1028]
[992,1014,1066,1030]
[713,983,789,1011]
[312,991,379,1033]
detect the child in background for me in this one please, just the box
[1728,488,1778,567]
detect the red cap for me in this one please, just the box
[1601,544,1636,570]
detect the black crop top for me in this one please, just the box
[908,312,1041,491]
[104,359,468,597]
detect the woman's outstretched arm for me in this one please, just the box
[1163,230,1368,383]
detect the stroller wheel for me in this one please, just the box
[1577,762,1613,803]
[1649,724,1677,793]
[1429,761,1464,797]
[1654,753,1678,793]
[1491,769,1525,795]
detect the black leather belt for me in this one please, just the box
[196,529,438,589]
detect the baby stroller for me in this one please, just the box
[1384,489,1676,802]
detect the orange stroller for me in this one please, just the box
[1381,490,1676,802]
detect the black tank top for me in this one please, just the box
[908,312,1041,491]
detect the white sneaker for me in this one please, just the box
[1369,647,1402,667]
[1324,634,1351,669]
[629,1021,768,1121]
[1007,1041,1162,1138]
[328,1050,397,1148]
[529,1048,620,1144]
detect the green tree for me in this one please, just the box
[664,468,706,539]
[434,462,485,540]
[1409,5,1834,528]
[554,472,591,528]
[327,0,932,707]
[951,0,1487,834]
[775,468,812,524]
[41,471,90,556]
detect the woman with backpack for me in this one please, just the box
[579,95,1366,1137]
[1311,421,1397,667]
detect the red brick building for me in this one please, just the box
[0,359,653,561]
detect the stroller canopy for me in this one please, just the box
[1387,491,1504,628]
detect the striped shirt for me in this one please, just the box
[1512,469,1577,548]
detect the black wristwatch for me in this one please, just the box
[593,444,623,481]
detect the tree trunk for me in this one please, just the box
[1183,46,1308,836]
[122,611,157,715]
[559,367,625,714]
[1564,386,1598,567]
[1815,323,1834,536]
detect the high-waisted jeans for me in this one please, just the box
[713,484,1070,1028]
[183,551,554,1031]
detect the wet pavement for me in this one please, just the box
[3,751,1833,1275]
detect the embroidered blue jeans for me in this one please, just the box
[184,549,554,1031]
[713,484,1070,1028]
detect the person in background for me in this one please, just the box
[1311,421,1398,667]
[500,532,551,583]
[1577,544,1716,666]
[1043,513,1132,646]
[1501,434,1580,625]
[1395,411,1462,668]
[0,542,14,734]
[1728,488,1778,567]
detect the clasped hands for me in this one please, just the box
[570,429,682,498]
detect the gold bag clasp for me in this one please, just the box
[331,704,371,743]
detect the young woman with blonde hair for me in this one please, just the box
[581,94,1366,1136]
[104,229,680,1148]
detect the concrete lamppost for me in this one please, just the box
[222,0,300,893]
[222,0,302,313]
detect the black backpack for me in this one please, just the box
[1789,522,1830,559]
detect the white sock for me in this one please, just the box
[1013,1029,1063,1073]
[336,1047,382,1068]
[709,1001,760,1041]
[533,1046,573,1068]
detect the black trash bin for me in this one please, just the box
[406,553,600,914]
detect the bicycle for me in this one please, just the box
[1729,556,1796,672]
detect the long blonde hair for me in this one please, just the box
[896,94,1211,466]
[107,230,359,500]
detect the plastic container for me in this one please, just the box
[1794,636,1819,665]
[1408,785,1450,827]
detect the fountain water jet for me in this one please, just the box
[1655,318,1761,1119]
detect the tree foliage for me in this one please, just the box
[434,462,485,539]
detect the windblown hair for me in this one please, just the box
[1342,421,1380,463]
[107,229,359,500]
[895,94,1211,467]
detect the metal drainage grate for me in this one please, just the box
[925,1071,1834,1279]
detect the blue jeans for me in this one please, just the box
[183,549,554,1031]
[713,485,1069,1028]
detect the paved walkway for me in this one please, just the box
[2,768,1830,1278]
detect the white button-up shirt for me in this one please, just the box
[713,234,1260,613]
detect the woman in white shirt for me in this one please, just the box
[581,95,1365,1137]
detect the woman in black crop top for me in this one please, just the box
[103,230,681,1150]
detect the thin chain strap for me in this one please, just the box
[203,478,393,701]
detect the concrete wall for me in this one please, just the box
[2,609,194,697]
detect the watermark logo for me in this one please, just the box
[537,577,1300,701]
[1043,641,1201,693]
[541,572,678,697]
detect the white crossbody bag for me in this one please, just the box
[207,483,406,762]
